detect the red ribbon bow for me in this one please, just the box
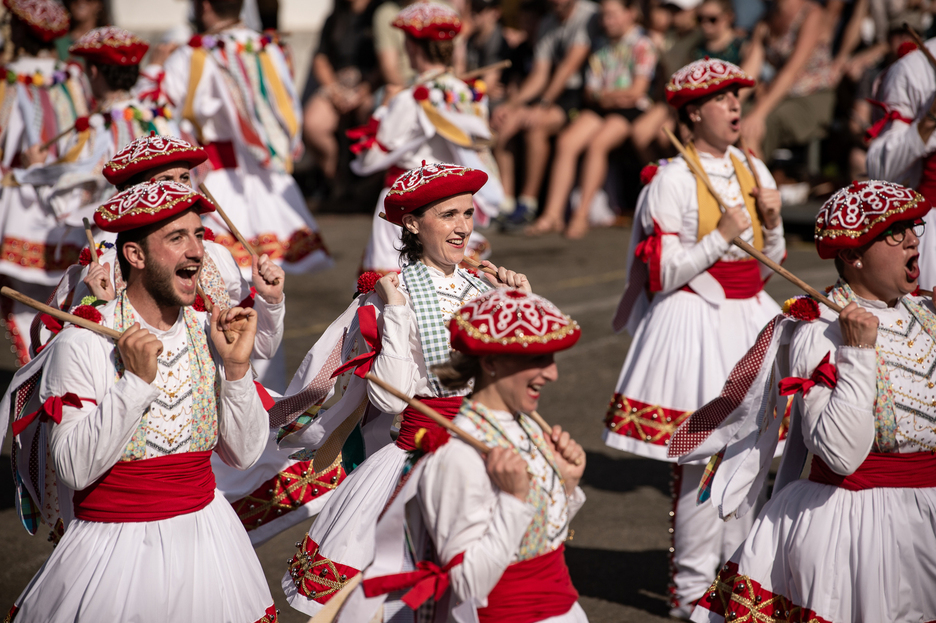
[778,351,837,397]
[346,117,385,154]
[12,393,86,436]
[864,100,913,142]
[138,70,168,104]
[362,552,465,609]
[634,225,672,293]
[331,306,382,379]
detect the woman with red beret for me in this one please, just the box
[676,180,936,622]
[603,58,786,618]
[279,162,528,618]
[331,288,588,622]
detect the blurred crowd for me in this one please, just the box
[303,0,936,238]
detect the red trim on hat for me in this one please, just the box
[94,181,217,233]
[392,2,462,40]
[4,0,68,42]
[384,163,487,226]
[103,135,208,186]
[665,59,755,109]
[68,26,150,67]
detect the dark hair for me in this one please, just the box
[10,15,55,55]
[833,255,845,278]
[90,61,140,91]
[208,0,244,19]
[115,225,154,281]
[700,0,734,16]
[63,0,109,28]
[413,37,455,65]
[678,105,694,131]
[431,352,483,390]
[396,204,431,265]
[602,0,641,10]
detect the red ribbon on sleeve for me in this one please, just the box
[330,305,382,379]
[12,393,91,436]
[362,552,465,609]
[634,219,675,293]
[778,351,837,397]
[347,117,387,154]
[864,100,913,142]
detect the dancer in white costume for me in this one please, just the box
[277,162,529,619]
[603,59,785,618]
[673,180,936,623]
[137,0,332,276]
[334,288,588,623]
[0,0,91,366]
[867,36,936,291]
[3,182,277,622]
[351,2,502,274]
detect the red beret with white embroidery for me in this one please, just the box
[383,162,487,226]
[393,2,461,40]
[665,58,755,109]
[814,180,930,259]
[4,0,68,42]
[94,181,216,233]
[69,26,150,67]
[103,133,208,186]
[449,289,581,356]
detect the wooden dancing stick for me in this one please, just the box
[460,255,497,276]
[904,24,936,71]
[82,218,99,264]
[364,372,489,454]
[40,125,76,151]
[1,286,121,340]
[306,573,364,623]
[529,410,583,466]
[459,59,511,82]
[663,127,843,312]
[738,137,763,190]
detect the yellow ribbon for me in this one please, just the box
[183,47,208,144]
[418,99,473,147]
[54,128,90,164]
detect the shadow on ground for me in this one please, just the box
[580,451,673,497]
[567,544,671,615]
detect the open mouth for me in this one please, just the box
[906,254,920,282]
[176,265,200,293]
[528,382,542,400]
[447,237,466,250]
[729,117,740,131]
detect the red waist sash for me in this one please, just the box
[479,544,578,623]
[395,396,462,451]
[808,452,936,491]
[681,259,762,299]
[203,141,237,170]
[73,450,216,523]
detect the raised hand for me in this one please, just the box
[839,301,879,349]
[543,425,586,493]
[752,187,782,229]
[375,272,406,306]
[485,446,531,501]
[117,323,163,384]
[83,261,115,301]
[480,260,532,292]
[210,305,257,380]
[251,253,284,304]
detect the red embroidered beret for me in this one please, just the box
[449,289,581,356]
[665,58,755,109]
[94,181,216,233]
[69,26,150,67]
[393,2,461,41]
[4,0,68,42]
[383,162,487,226]
[815,180,931,259]
[103,133,208,186]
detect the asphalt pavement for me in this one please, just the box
[0,212,837,621]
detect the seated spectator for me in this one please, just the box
[691,0,748,67]
[465,0,510,104]
[304,0,381,193]
[374,0,416,90]
[661,0,703,75]
[55,0,108,64]
[491,0,600,229]
[740,0,838,162]
[528,0,656,238]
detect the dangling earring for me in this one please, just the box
[855,261,863,269]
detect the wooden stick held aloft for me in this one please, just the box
[1,286,121,340]
[904,24,936,70]
[199,183,258,256]
[364,373,489,454]
[529,410,583,466]
[459,59,511,82]
[82,218,100,265]
[662,127,843,313]
[738,137,763,190]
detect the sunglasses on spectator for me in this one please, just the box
[879,219,926,245]
[698,14,722,24]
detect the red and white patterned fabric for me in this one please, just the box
[814,179,931,259]
[383,161,487,225]
[392,1,462,41]
[3,0,68,42]
[103,133,208,186]
[94,180,216,233]
[68,26,150,67]
[449,289,581,356]
[665,58,755,109]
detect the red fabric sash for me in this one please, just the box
[331,306,382,379]
[395,396,462,451]
[778,351,837,397]
[682,259,762,299]
[919,153,936,208]
[11,393,90,436]
[479,545,578,623]
[204,141,238,170]
[362,552,466,609]
[808,452,936,491]
[73,450,216,523]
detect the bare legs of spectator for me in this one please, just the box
[631,103,672,161]
[492,107,526,200]
[304,93,340,181]
[521,104,567,204]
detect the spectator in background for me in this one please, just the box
[741,0,838,162]
[465,0,510,104]
[304,0,382,193]
[374,0,417,89]
[491,0,600,229]
[691,0,749,66]
[661,0,702,75]
[55,0,108,63]
[529,0,656,238]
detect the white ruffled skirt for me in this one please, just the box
[690,479,936,622]
[12,492,275,622]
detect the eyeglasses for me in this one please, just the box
[880,219,925,245]
[698,14,722,24]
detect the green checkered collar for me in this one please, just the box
[401,260,492,396]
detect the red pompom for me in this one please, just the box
[787,297,820,322]
[188,34,203,48]
[78,246,101,266]
[897,41,919,59]
[357,271,382,295]
[416,426,451,453]
[193,293,208,312]
[74,116,90,132]
[72,305,103,324]
[203,227,215,242]
[413,85,430,101]
[640,163,659,186]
